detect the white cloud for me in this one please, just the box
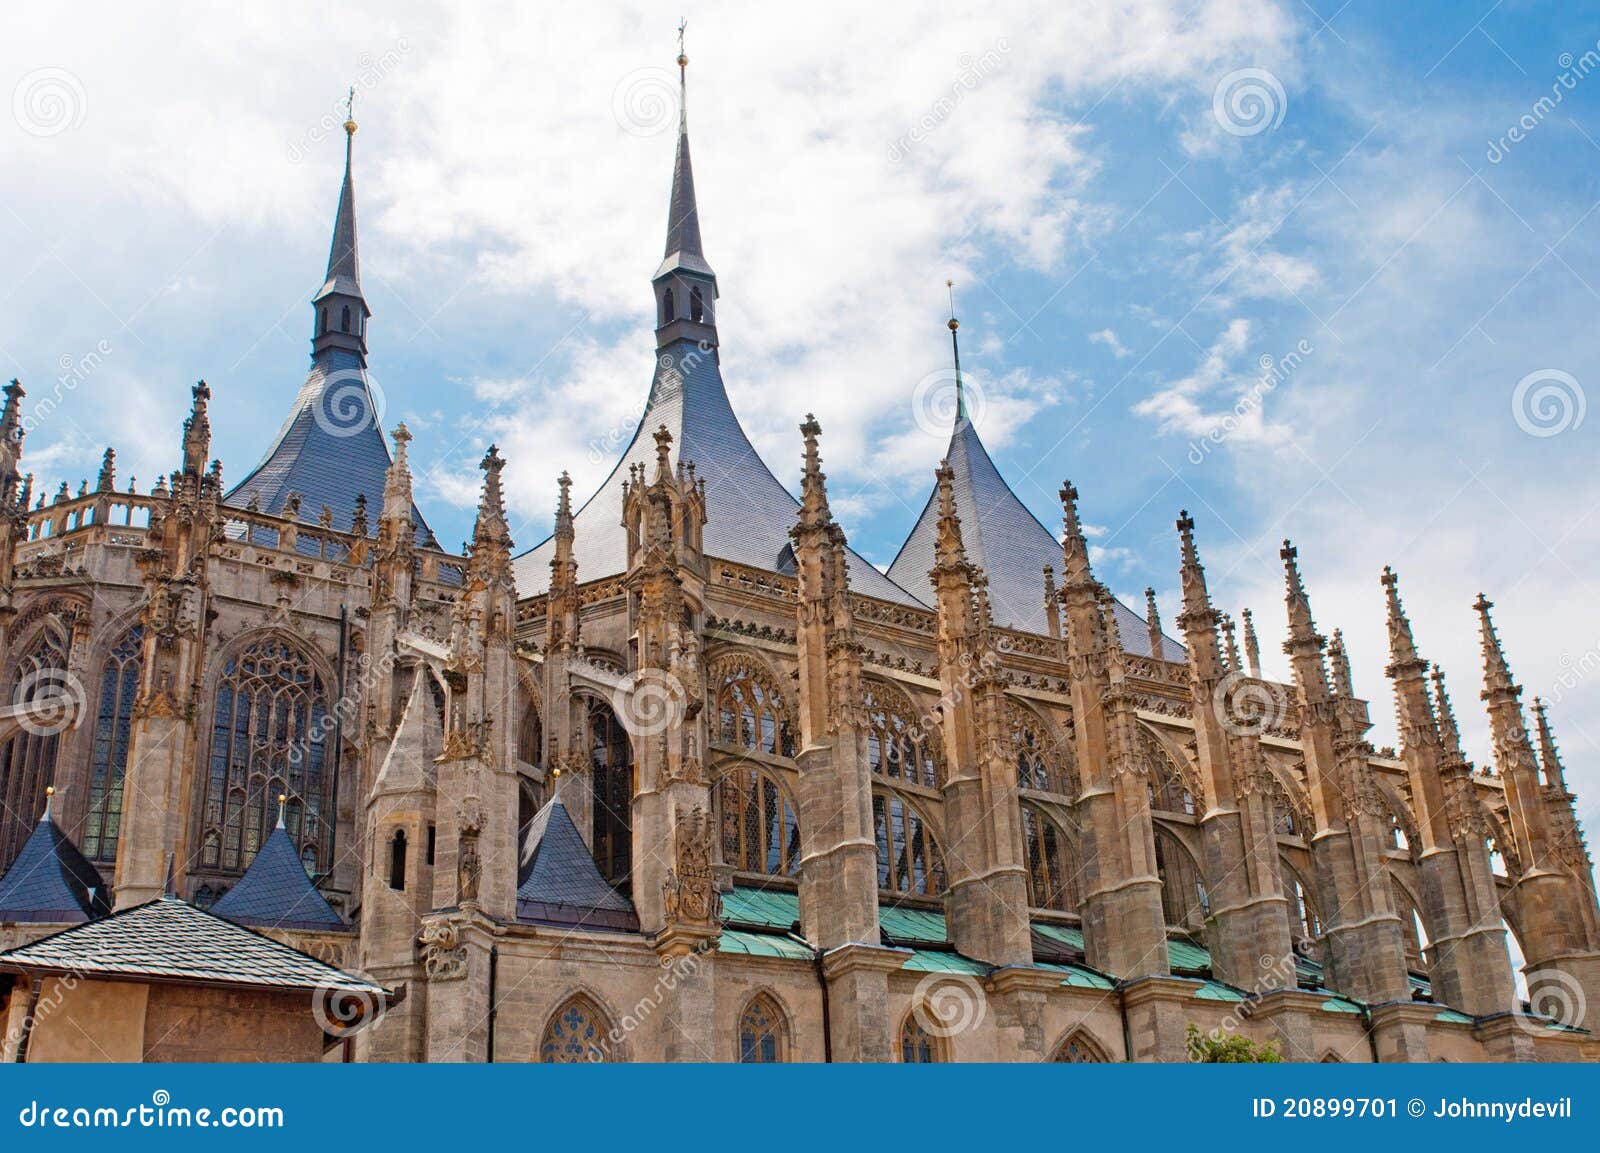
[1090,327,1132,357]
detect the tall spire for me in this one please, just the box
[1431,664,1464,760]
[1328,628,1354,698]
[932,459,969,574]
[1531,697,1568,790]
[1241,607,1261,677]
[1144,587,1164,660]
[312,88,369,359]
[1220,612,1241,673]
[183,381,211,477]
[653,26,718,349]
[1474,593,1518,698]
[947,280,968,423]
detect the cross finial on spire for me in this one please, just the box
[944,280,968,423]
[677,18,688,69]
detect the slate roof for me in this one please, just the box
[512,336,924,608]
[516,795,637,931]
[0,811,110,924]
[889,412,1186,656]
[210,822,347,933]
[0,896,384,993]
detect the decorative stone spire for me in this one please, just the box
[797,414,831,530]
[470,445,513,578]
[312,88,369,360]
[1144,587,1163,660]
[1279,540,1328,687]
[183,381,211,477]
[1043,565,1061,642]
[547,471,580,655]
[1220,612,1241,674]
[1474,594,1518,699]
[1059,482,1094,589]
[96,447,116,492]
[1328,628,1354,698]
[1531,697,1568,791]
[1431,665,1464,760]
[1174,511,1223,682]
[931,460,969,574]
[1,380,23,451]
[351,492,370,538]
[653,25,718,350]
[1241,607,1261,678]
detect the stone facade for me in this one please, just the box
[0,57,1597,1065]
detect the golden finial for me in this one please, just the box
[946,279,959,331]
[677,18,689,69]
[343,84,357,136]
[277,792,288,827]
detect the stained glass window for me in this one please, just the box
[873,790,945,896]
[716,766,800,876]
[714,658,796,757]
[1022,805,1079,913]
[1053,1030,1108,1062]
[1010,703,1073,795]
[738,994,786,1062]
[541,995,612,1063]
[589,699,632,886]
[198,638,332,877]
[1154,827,1208,928]
[899,1013,942,1063]
[0,622,71,871]
[864,681,940,788]
[83,625,142,862]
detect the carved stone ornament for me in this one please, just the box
[418,920,467,981]
[662,805,720,927]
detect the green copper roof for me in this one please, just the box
[718,929,813,960]
[1031,922,1085,953]
[1435,1008,1475,1025]
[1167,937,1211,973]
[1034,960,1117,990]
[1192,980,1246,1002]
[721,887,800,932]
[879,905,948,947]
[1321,995,1364,1014]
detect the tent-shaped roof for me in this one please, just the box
[889,412,1186,657]
[0,809,110,924]
[210,823,346,933]
[516,795,637,931]
[0,896,383,993]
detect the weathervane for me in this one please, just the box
[946,279,958,328]
[344,84,358,136]
[677,18,688,69]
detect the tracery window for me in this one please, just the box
[541,994,613,1063]
[1022,804,1079,913]
[1144,732,1196,815]
[1010,703,1072,794]
[899,1012,943,1063]
[1282,860,1321,943]
[1154,826,1208,929]
[872,789,945,896]
[0,622,72,871]
[588,699,632,887]
[1052,1030,1109,1062]
[716,765,800,877]
[83,625,143,862]
[737,994,787,1063]
[864,681,940,788]
[713,658,795,757]
[198,638,333,877]
[518,702,542,767]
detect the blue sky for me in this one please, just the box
[4,2,1599,813]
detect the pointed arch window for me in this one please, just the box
[660,287,675,325]
[737,994,788,1063]
[864,681,941,788]
[1052,1030,1109,1062]
[588,699,632,887]
[541,994,613,1063]
[340,304,351,333]
[873,789,945,896]
[0,621,71,871]
[83,625,143,862]
[1010,703,1072,794]
[518,702,542,767]
[899,1012,943,1063]
[1281,859,1321,944]
[716,765,800,877]
[388,829,407,891]
[1144,733,1196,815]
[1154,827,1208,929]
[690,285,705,321]
[198,638,333,877]
[1022,804,1079,913]
[713,658,795,757]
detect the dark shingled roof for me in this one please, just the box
[512,337,924,608]
[889,412,1186,657]
[516,795,637,931]
[0,896,384,993]
[210,822,347,933]
[0,810,110,924]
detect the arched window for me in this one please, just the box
[1011,704,1066,793]
[1281,859,1321,943]
[541,994,613,1063]
[864,681,940,788]
[83,625,143,862]
[737,994,787,1063]
[1144,732,1196,815]
[873,790,945,896]
[660,288,675,325]
[588,699,632,887]
[1022,805,1079,912]
[899,1012,943,1063]
[690,285,705,321]
[388,829,407,890]
[712,658,795,757]
[518,703,542,767]
[198,637,333,877]
[1319,1051,1344,1063]
[340,304,351,333]
[1052,1030,1109,1062]
[716,765,800,877]
[319,308,328,335]
[0,622,71,871]
[1154,827,1208,929]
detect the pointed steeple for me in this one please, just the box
[1328,628,1354,698]
[1431,664,1464,760]
[653,27,718,350]
[0,786,110,924]
[1043,565,1062,641]
[931,460,969,573]
[1241,608,1261,678]
[1474,594,1518,699]
[797,414,832,530]
[1174,511,1224,683]
[1059,482,1095,589]
[312,89,369,360]
[470,445,513,579]
[947,281,969,423]
[1144,587,1164,659]
[1531,697,1568,790]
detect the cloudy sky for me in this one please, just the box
[4,2,1599,817]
